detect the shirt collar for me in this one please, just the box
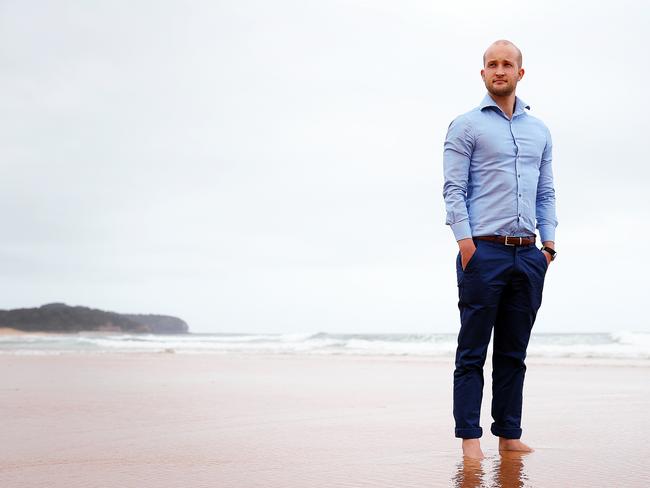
[479,93,530,117]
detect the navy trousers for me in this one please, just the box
[453,237,548,439]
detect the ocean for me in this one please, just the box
[1,331,649,362]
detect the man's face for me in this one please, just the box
[481,45,524,97]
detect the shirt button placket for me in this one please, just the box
[510,120,521,224]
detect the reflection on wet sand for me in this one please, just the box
[453,457,484,487]
[453,451,529,488]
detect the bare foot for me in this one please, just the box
[498,438,534,453]
[462,438,485,459]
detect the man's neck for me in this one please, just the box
[489,92,517,119]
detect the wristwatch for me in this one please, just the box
[541,246,557,261]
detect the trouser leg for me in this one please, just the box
[453,241,509,439]
[490,245,547,439]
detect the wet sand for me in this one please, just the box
[0,353,648,487]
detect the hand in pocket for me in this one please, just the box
[461,247,477,271]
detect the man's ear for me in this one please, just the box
[480,68,485,80]
[518,68,525,81]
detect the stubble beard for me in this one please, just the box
[486,80,516,97]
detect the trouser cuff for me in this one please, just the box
[455,427,483,439]
[490,423,522,439]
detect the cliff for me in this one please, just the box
[0,303,189,334]
[123,314,189,334]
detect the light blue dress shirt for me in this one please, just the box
[443,94,558,242]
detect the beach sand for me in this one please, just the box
[0,328,64,336]
[0,353,648,487]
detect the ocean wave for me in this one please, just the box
[0,331,649,360]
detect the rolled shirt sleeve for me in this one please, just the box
[535,127,558,242]
[443,116,474,241]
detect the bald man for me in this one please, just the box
[442,40,558,459]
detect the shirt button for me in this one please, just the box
[518,193,522,197]
[517,174,521,178]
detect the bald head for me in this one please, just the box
[483,40,522,69]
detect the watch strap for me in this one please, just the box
[541,246,557,261]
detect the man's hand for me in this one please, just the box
[458,238,477,271]
[541,240,555,266]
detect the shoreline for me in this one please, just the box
[1,329,649,367]
[0,347,648,367]
[0,327,74,336]
[0,328,180,336]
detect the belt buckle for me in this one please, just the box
[504,236,522,246]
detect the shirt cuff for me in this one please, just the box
[538,224,556,243]
[450,220,472,241]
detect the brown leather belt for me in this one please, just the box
[474,235,536,246]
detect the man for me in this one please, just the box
[442,40,558,459]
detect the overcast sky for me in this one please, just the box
[1,0,648,333]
